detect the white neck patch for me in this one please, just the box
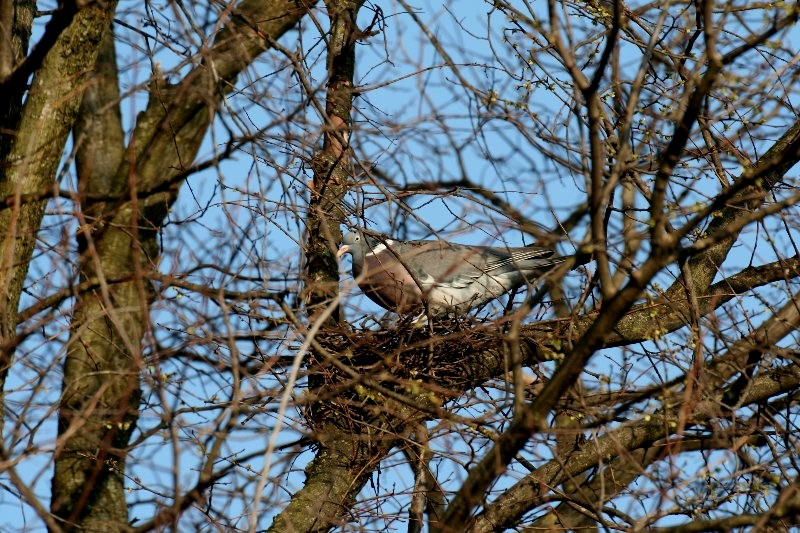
[368,240,394,255]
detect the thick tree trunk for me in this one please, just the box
[49,25,142,531]
[0,0,117,424]
[46,2,314,529]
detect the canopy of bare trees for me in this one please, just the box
[2,0,800,531]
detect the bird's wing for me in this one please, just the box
[382,239,561,286]
[483,246,557,272]
[390,241,503,287]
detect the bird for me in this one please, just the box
[336,230,569,317]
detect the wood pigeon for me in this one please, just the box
[336,230,569,316]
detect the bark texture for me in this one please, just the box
[41,1,315,530]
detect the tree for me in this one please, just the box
[2,0,800,530]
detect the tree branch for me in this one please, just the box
[468,362,800,531]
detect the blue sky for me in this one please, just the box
[5,1,800,530]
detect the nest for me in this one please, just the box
[303,315,508,430]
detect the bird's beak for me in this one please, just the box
[336,245,349,259]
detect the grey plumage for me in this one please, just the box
[337,230,567,316]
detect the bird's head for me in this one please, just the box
[337,231,385,264]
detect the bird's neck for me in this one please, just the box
[352,258,363,277]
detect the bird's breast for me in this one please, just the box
[357,252,425,312]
